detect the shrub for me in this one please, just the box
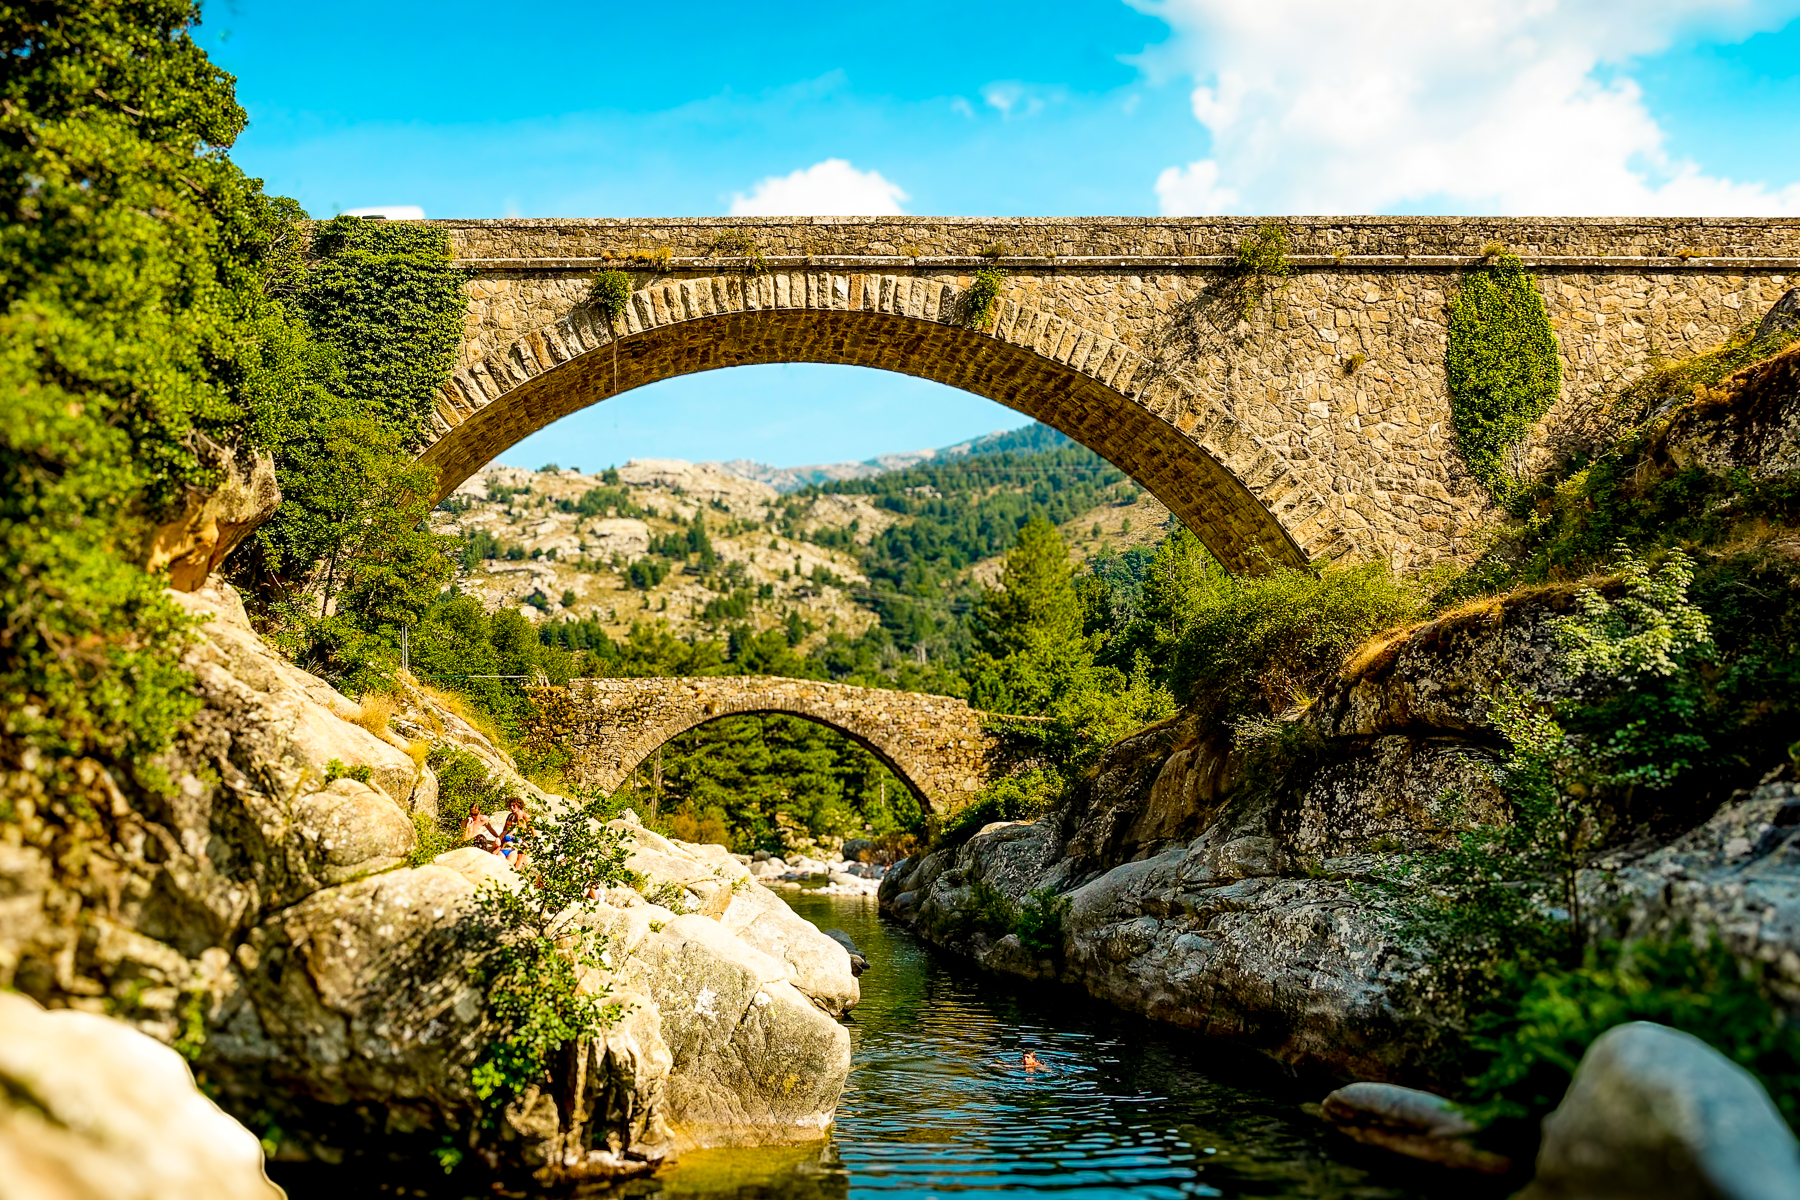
[1014,888,1070,958]
[1168,559,1422,721]
[933,767,1063,849]
[587,270,633,327]
[961,267,1006,330]
[466,799,630,1112]
[1464,939,1800,1139]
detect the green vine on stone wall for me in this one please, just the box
[1446,252,1563,500]
[960,266,1007,331]
[1231,221,1290,321]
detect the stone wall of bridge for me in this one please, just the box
[548,676,993,813]
[418,216,1800,573]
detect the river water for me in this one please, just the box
[611,893,1444,1200]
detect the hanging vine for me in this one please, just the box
[1445,252,1563,500]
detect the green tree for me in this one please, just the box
[975,516,1083,658]
[0,0,315,796]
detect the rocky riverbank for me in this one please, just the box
[879,585,1800,1083]
[0,578,860,1186]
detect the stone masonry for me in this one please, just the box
[556,676,992,812]
[418,216,1800,573]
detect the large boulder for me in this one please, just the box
[0,992,281,1200]
[1519,1022,1800,1200]
[619,915,850,1150]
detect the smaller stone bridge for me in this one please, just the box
[552,677,993,811]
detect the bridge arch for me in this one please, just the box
[418,271,1340,573]
[551,677,993,814]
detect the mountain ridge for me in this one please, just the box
[704,423,1072,493]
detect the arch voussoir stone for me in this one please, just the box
[554,677,993,814]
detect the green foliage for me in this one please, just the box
[1559,546,1712,679]
[710,231,769,276]
[1231,221,1290,321]
[294,216,467,432]
[1396,550,1716,1001]
[1464,939,1800,1135]
[935,766,1064,848]
[617,713,919,853]
[1445,253,1563,499]
[467,799,630,1109]
[409,810,460,867]
[0,0,313,798]
[233,216,466,690]
[1165,556,1422,723]
[587,269,633,327]
[969,519,1175,779]
[962,880,1018,937]
[1014,887,1070,958]
[323,758,373,784]
[961,266,1006,330]
[975,517,1082,658]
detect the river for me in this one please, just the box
[611,893,1449,1200]
[274,893,1467,1198]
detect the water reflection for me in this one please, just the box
[618,895,1440,1200]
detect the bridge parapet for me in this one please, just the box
[550,676,993,812]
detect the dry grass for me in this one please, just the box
[353,692,397,742]
[412,681,511,756]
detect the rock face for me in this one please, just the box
[0,992,282,1200]
[0,577,856,1182]
[1519,1022,1800,1200]
[879,597,1597,1080]
[143,447,282,592]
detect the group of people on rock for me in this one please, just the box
[461,794,531,870]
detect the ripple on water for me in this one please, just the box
[618,894,1450,1200]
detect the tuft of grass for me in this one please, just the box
[352,692,397,742]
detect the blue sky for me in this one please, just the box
[206,0,1800,470]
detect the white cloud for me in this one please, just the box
[1136,0,1800,215]
[981,81,1067,119]
[342,204,426,219]
[728,159,909,216]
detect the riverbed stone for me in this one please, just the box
[0,992,281,1200]
[1518,1022,1800,1200]
[1320,1081,1510,1174]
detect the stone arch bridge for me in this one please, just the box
[419,215,1799,573]
[546,676,993,812]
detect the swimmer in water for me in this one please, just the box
[1021,1052,1044,1071]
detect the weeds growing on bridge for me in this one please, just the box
[960,266,1008,330]
[710,230,770,276]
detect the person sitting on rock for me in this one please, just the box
[501,795,530,838]
[462,803,499,852]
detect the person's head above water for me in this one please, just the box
[1021,1052,1043,1070]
